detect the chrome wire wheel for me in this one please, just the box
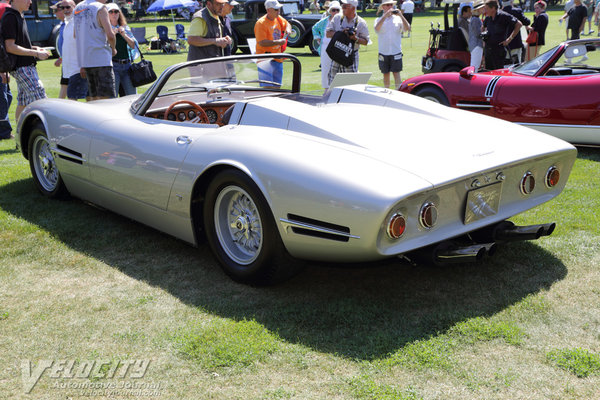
[31,134,59,192]
[214,185,263,266]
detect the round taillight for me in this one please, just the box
[545,166,560,188]
[387,213,406,239]
[520,172,535,195]
[419,202,438,229]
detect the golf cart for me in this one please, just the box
[421,0,470,73]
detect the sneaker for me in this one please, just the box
[590,30,595,34]
[582,55,589,62]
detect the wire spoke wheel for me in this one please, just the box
[214,185,263,265]
[32,134,59,192]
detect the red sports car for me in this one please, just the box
[399,39,600,146]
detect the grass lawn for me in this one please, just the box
[1,7,600,400]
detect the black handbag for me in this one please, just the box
[128,43,157,87]
[326,18,358,67]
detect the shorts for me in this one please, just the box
[60,76,69,85]
[67,73,88,100]
[10,65,46,107]
[378,52,403,74]
[84,66,116,98]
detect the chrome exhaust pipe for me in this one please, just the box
[539,223,556,237]
[494,222,543,241]
[434,242,495,264]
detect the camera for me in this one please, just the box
[391,9,400,14]
[346,27,356,36]
[480,31,490,41]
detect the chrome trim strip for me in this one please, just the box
[51,148,86,163]
[279,218,360,239]
[456,103,494,109]
[518,122,600,129]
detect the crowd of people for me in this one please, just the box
[0,0,140,140]
[0,0,588,141]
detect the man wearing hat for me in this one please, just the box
[220,0,239,56]
[254,0,291,86]
[188,0,232,60]
[325,0,370,86]
[375,0,410,89]
[469,0,485,71]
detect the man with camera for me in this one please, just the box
[325,0,370,86]
[482,0,522,70]
[375,0,410,89]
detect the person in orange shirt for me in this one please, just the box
[254,0,291,87]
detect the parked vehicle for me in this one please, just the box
[231,0,321,55]
[16,54,576,285]
[25,0,61,55]
[422,0,470,73]
[401,39,600,146]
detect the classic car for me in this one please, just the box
[230,0,321,55]
[16,54,576,285]
[401,39,600,146]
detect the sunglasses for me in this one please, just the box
[330,8,340,12]
[57,5,71,9]
[109,10,120,13]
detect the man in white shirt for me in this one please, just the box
[400,0,414,36]
[375,0,410,88]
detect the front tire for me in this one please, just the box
[28,123,68,198]
[203,169,300,285]
[287,21,305,47]
[413,86,450,106]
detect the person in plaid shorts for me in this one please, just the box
[325,0,369,86]
[1,0,48,123]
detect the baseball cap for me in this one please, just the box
[381,0,396,5]
[106,3,120,11]
[228,0,239,5]
[342,0,359,7]
[264,0,283,9]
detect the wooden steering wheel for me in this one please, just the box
[164,100,210,124]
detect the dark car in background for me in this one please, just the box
[24,0,61,55]
[231,0,321,55]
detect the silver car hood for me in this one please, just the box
[239,94,574,186]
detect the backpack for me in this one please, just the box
[0,14,17,73]
[0,35,16,73]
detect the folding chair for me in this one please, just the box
[156,25,178,53]
[175,24,187,50]
[131,27,148,45]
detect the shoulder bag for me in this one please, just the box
[128,43,157,87]
[326,17,358,67]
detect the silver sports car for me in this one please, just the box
[16,54,577,285]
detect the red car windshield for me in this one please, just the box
[511,45,558,76]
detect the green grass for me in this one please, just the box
[1,7,600,400]
[547,348,600,378]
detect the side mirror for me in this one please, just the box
[459,66,476,79]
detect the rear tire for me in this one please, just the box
[203,169,301,285]
[28,123,69,199]
[413,86,450,106]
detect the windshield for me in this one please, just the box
[281,2,300,14]
[511,45,558,76]
[132,55,300,113]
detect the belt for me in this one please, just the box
[112,58,130,64]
